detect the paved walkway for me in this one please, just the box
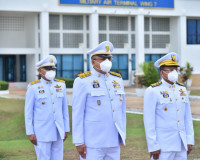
[1,87,200,119]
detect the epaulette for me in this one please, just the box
[176,82,185,86]
[151,81,162,87]
[29,80,40,85]
[109,71,122,78]
[54,79,65,83]
[78,71,91,79]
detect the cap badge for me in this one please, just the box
[105,45,110,52]
[171,55,176,62]
[50,58,54,63]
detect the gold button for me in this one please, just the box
[50,82,52,84]
[113,109,115,112]
[54,120,56,122]
[98,74,101,77]
[182,97,184,100]
[114,120,116,123]
[173,89,175,91]
[51,93,53,95]
[177,109,179,111]
[169,85,171,88]
[49,85,51,87]
[179,130,181,133]
[174,85,175,88]
[111,98,113,101]
[106,74,109,77]
[52,102,54,104]
[53,110,55,113]
[108,88,110,91]
[176,98,178,101]
[178,120,180,122]
[105,79,107,81]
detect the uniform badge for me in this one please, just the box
[56,89,63,92]
[97,100,101,105]
[39,90,45,94]
[179,89,186,96]
[120,96,123,101]
[55,85,61,88]
[160,90,169,98]
[91,80,100,88]
[164,107,168,111]
[41,85,43,88]
[112,80,121,88]
[42,101,45,104]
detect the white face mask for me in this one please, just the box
[167,70,178,83]
[96,59,112,73]
[45,70,56,81]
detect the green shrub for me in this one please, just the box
[56,77,75,88]
[144,61,159,87]
[0,81,9,90]
[137,61,159,87]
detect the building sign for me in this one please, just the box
[60,0,174,8]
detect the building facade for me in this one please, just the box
[0,0,200,86]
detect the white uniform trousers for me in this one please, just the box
[80,146,120,160]
[34,133,63,160]
[151,146,187,160]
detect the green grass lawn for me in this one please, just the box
[190,90,200,96]
[0,98,200,160]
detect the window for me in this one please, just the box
[0,56,3,80]
[49,15,89,48]
[145,54,165,63]
[187,19,200,44]
[87,55,90,71]
[54,54,84,79]
[20,55,26,82]
[111,54,128,80]
[99,16,135,49]
[144,17,170,49]
[132,54,136,70]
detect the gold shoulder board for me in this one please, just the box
[109,71,122,78]
[176,82,185,86]
[54,79,65,83]
[29,80,40,85]
[151,81,162,87]
[78,71,91,79]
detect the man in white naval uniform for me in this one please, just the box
[25,55,70,160]
[144,52,194,160]
[72,41,126,160]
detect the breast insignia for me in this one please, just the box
[109,71,122,78]
[78,71,91,79]
[151,81,162,87]
[29,80,40,85]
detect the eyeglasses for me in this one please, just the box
[93,57,113,61]
[163,68,179,72]
[41,68,56,71]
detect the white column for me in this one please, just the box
[89,8,99,71]
[40,12,49,60]
[177,16,186,66]
[135,14,145,73]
